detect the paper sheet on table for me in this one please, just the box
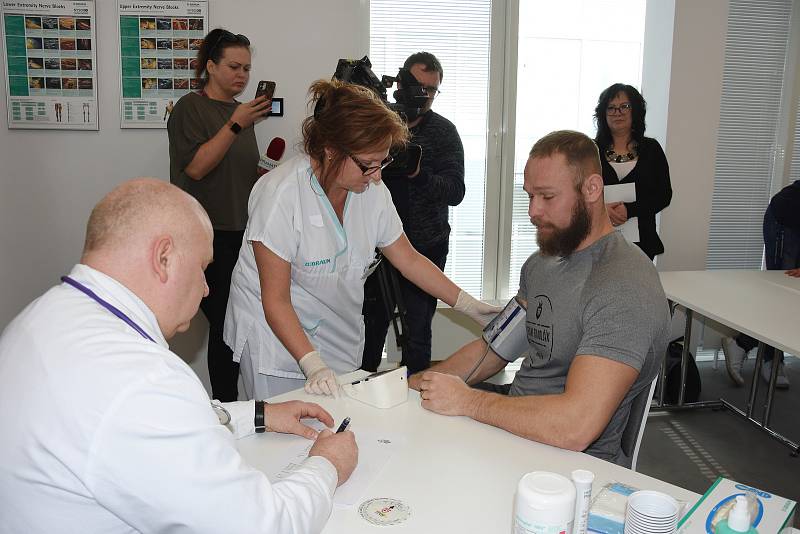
[271,422,404,508]
[604,183,639,243]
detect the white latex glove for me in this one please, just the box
[453,290,503,327]
[299,350,339,397]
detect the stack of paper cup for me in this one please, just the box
[624,490,679,533]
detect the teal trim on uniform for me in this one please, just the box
[331,235,348,271]
[309,168,326,196]
[299,318,322,336]
[310,173,349,272]
[330,192,352,271]
[343,188,352,216]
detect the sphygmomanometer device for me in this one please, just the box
[342,366,408,409]
[482,296,528,363]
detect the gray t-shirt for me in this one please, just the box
[167,91,259,231]
[510,231,669,465]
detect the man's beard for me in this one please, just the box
[535,197,591,257]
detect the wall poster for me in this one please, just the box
[1,1,99,130]
[117,1,208,128]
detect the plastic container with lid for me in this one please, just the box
[512,471,576,534]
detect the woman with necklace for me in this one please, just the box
[593,83,672,260]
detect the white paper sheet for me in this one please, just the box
[604,183,636,203]
[604,183,639,242]
[617,218,639,242]
[271,423,404,508]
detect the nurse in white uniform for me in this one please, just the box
[225,80,498,400]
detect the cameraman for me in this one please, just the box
[362,52,465,375]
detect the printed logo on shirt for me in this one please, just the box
[304,258,331,267]
[526,294,553,364]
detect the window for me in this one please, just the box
[706,0,793,270]
[370,0,492,298]
[506,0,646,294]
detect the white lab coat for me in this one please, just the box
[225,154,403,378]
[0,264,337,534]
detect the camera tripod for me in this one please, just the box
[365,253,410,362]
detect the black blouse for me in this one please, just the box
[599,137,672,259]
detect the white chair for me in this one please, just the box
[619,376,658,472]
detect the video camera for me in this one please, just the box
[332,56,425,178]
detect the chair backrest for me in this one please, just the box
[619,376,658,471]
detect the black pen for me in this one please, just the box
[335,417,351,433]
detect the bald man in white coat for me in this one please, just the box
[0,179,357,533]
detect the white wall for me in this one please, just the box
[656,0,729,273]
[0,1,369,387]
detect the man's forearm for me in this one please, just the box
[416,120,465,206]
[414,339,505,385]
[469,392,590,452]
[425,349,476,380]
[427,167,465,206]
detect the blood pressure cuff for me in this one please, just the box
[481,298,528,363]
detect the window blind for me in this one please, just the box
[790,97,800,184]
[706,0,793,269]
[370,0,492,298]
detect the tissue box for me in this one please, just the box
[677,477,795,534]
[587,482,638,534]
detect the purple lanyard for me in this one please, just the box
[61,276,156,343]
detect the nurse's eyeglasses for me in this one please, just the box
[350,154,394,176]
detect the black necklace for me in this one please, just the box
[606,145,637,163]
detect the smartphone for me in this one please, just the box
[255,80,276,101]
[255,80,276,116]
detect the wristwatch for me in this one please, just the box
[229,121,242,134]
[254,400,266,433]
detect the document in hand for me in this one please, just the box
[604,183,639,243]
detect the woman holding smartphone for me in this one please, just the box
[224,80,499,400]
[168,28,270,402]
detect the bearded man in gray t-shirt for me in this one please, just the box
[409,130,670,467]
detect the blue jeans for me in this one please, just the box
[763,205,800,270]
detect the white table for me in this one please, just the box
[238,381,699,533]
[659,270,800,454]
